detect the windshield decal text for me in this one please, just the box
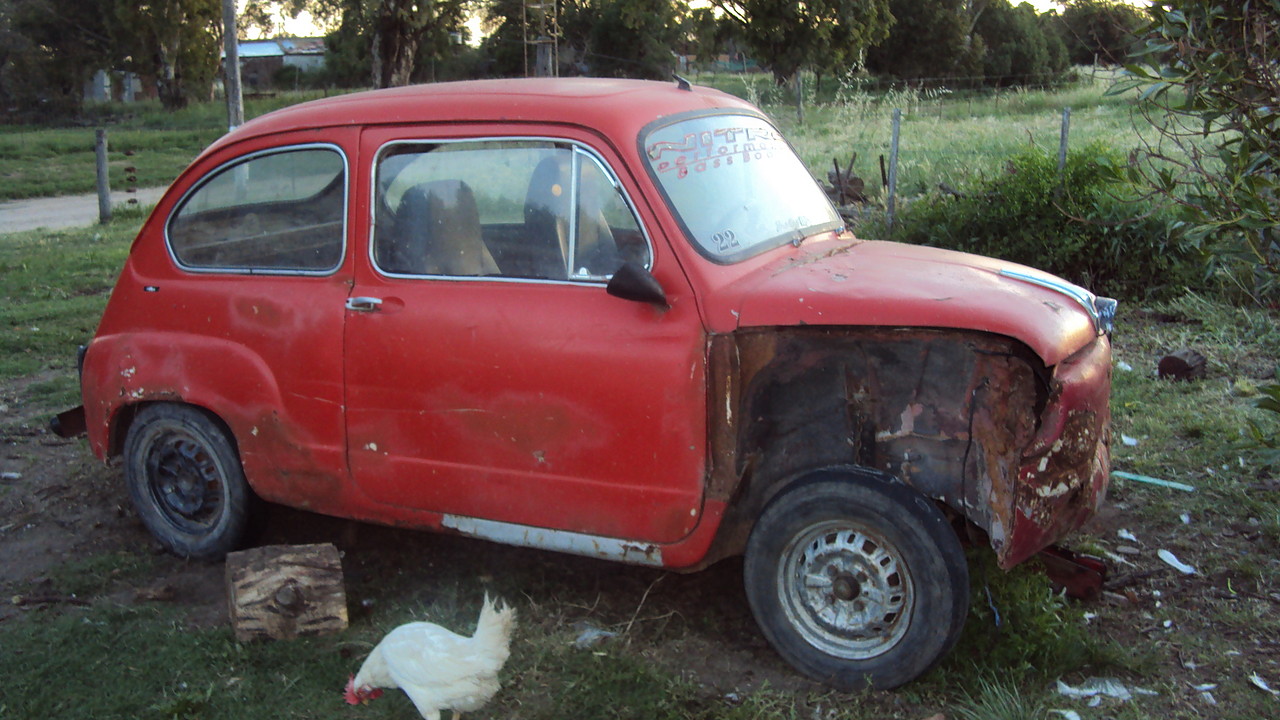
[646,127,785,179]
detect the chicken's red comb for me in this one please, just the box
[344,674,383,705]
[343,674,360,705]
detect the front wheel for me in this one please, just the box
[123,404,252,559]
[743,470,969,691]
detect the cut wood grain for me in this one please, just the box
[226,543,348,642]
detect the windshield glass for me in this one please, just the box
[642,113,841,263]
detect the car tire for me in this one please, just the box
[123,404,252,559]
[743,469,969,691]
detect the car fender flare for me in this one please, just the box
[84,332,284,460]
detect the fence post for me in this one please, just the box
[794,73,805,124]
[95,128,111,224]
[886,108,902,237]
[1056,107,1071,200]
[222,0,244,130]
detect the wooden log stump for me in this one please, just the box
[226,543,348,642]
[1158,348,1207,381]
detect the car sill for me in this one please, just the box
[441,515,664,567]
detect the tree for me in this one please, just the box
[477,0,527,76]
[286,0,469,88]
[322,0,473,87]
[581,0,681,78]
[676,4,735,69]
[865,0,983,82]
[1120,1,1280,300]
[112,0,222,109]
[972,0,1068,87]
[712,0,893,85]
[1,0,116,116]
[479,0,685,80]
[366,0,468,87]
[1056,0,1147,66]
[1,0,220,114]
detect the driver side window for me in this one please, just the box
[373,141,650,281]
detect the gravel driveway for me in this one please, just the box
[0,187,168,233]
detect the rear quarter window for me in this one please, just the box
[167,146,346,273]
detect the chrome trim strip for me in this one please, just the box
[441,515,664,567]
[164,142,350,277]
[370,136,656,285]
[998,268,1114,334]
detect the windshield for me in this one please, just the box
[642,113,841,263]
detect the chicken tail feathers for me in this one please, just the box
[473,593,517,663]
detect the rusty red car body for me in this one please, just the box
[64,78,1113,689]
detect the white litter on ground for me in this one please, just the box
[1157,549,1198,575]
[1057,677,1158,703]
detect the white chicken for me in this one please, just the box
[344,594,517,720]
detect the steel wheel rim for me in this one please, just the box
[777,520,914,659]
[144,431,226,533]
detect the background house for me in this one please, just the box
[231,38,327,89]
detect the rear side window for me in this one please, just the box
[167,146,346,273]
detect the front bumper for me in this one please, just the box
[1000,335,1113,568]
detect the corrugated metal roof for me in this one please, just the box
[225,38,326,59]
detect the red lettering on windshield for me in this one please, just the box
[647,126,783,179]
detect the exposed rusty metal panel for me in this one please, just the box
[1004,336,1112,567]
[706,327,1110,567]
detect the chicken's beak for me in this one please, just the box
[344,675,383,706]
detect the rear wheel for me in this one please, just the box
[123,404,251,559]
[743,470,969,691]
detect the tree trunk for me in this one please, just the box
[154,37,187,110]
[371,1,426,89]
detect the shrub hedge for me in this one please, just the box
[888,142,1202,300]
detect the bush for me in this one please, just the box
[890,142,1202,300]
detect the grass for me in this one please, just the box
[2,74,1279,719]
[0,220,134,381]
[772,75,1156,210]
[0,91,341,200]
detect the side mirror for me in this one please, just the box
[607,262,668,308]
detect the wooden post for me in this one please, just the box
[226,543,349,642]
[95,129,111,224]
[794,72,804,124]
[1055,107,1071,200]
[886,108,901,237]
[222,0,244,131]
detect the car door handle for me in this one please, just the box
[345,297,383,312]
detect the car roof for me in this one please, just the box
[211,78,759,152]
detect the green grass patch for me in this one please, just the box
[952,676,1049,720]
[0,91,343,200]
[0,219,137,380]
[0,604,355,720]
[38,550,156,599]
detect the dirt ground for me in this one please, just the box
[0,370,815,701]
[3,358,1279,716]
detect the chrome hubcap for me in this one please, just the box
[779,521,913,659]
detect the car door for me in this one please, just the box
[344,128,708,544]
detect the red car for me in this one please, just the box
[58,78,1113,690]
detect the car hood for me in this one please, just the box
[712,238,1103,366]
